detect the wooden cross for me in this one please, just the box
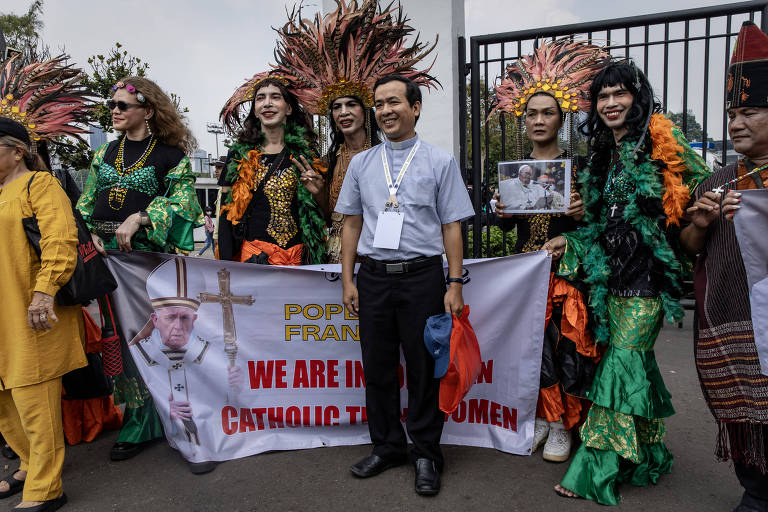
[198,269,255,367]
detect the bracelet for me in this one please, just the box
[446,277,464,285]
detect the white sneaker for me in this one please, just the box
[532,417,550,453]
[543,420,571,462]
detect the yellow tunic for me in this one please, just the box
[0,171,86,390]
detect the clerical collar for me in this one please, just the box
[386,133,419,150]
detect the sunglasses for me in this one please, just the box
[106,100,143,111]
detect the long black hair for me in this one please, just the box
[236,78,317,148]
[580,61,661,174]
[326,96,381,184]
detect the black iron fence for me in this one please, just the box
[460,0,768,258]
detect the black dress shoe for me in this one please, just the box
[109,442,144,461]
[13,493,67,512]
[414,458,441,496]
[349,454,405,478]
[188,461,217,475]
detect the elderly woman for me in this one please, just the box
[0,117,86,511]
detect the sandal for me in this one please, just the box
[0,471,24,499]
[554,484,582,500]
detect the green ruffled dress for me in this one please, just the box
[556,120,709,505]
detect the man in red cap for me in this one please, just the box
[681,20,768,512]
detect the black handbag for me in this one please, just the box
[62,352,114,400]
[22,171,117,306]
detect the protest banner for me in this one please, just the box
[106,251,550,463]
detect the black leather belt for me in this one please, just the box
[361,255,442,275]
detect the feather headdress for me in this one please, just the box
[491,38,611,118]
[273,0,440,115]
[0,54,94,143]
[219,71,293,134]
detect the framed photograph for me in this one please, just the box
[497,159,571,214]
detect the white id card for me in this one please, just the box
[372,211,404,249]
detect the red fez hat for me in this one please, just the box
[727,21,768,109]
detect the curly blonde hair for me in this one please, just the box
[117,76,197,154]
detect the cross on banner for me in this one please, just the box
[198,269,255,367]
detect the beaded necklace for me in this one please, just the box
[712,161,768,193]
[108,135,157,210]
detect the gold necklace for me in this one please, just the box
[109,135,157,210]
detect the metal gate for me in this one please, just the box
[460,0,768,258]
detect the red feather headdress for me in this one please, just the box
[0,54,94,143]
[491,38,611,118]
[273,0,440,115]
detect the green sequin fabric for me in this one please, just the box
[94,162,160,197]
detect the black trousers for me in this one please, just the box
[357,260,446,470]
[735,424,768,511]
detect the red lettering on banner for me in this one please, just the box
[253,408,267,430]
[469,399,490,424]
[222,406,237,435]
[447,400,517,431]
[503,406,517,431]
[239,408,256,432]
[451,401,466,423]
[286,406,301,427]
[400,407,408,423]
[327,360,339,388]
[344,360,366,388]
[324,406,340,426]
[310,360,325,387]
[293,360,309,387]
[221,404,373,432]
[268,407,284,428]
[248,360,288,388]
[477,360,493,384]
[346,405,368,424]
[490,402,501,426]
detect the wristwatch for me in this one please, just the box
[138,210,151,226]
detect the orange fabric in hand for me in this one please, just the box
[237,239,303,265]
[439,305,482,414]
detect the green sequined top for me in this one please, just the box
[76,139,204,253]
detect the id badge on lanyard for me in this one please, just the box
[372,142,420,249]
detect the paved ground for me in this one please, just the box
[4,249,743,511]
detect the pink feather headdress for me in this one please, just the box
[273,0,440,116]
[491,38,611,118]
[0,54,94,143]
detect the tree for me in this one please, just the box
[667,110,711,143]
[81,42,149,133]
[0,0,49,61]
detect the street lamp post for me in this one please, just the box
[206,122,225,159]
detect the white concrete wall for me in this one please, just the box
[322,0,464,160]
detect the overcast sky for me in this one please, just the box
[3,0,734,154]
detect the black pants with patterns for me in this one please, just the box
[357,260,446,470]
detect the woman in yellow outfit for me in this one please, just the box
[0,117,86,512]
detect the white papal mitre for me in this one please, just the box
[146,257,204,311]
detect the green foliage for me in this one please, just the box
[466,225,517,257]
[667,111,711,143]
[0,0,47,61]
[81,42,149,133]
[52,137,93,173]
